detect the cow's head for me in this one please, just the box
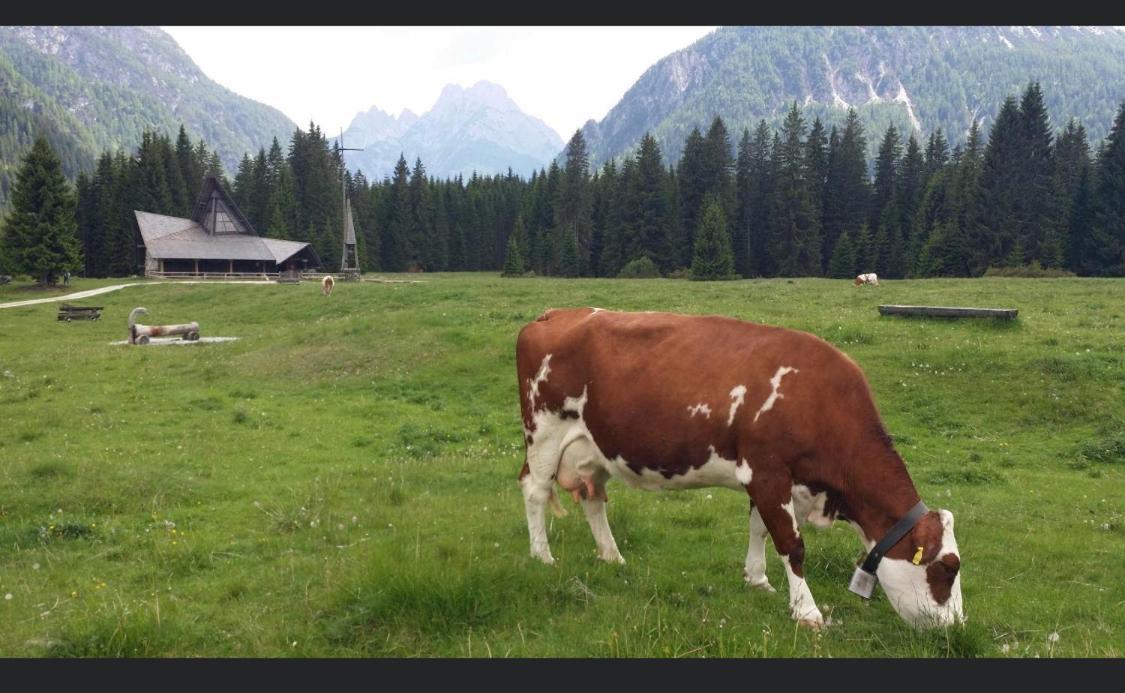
[876,509,964,627]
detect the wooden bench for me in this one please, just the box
[58,304,104,321]
[878,305,1018,319]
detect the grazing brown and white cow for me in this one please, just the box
[855,273,879,286]
[322,275,335,296]
[516,308,963,629]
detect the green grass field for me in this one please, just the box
[0,273,1121,657]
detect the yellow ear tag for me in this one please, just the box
[912,546,924,565]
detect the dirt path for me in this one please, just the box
[0,280,276,309]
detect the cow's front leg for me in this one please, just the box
[580,475,624,564]
[750,480,824,629]
[744,504,775,592]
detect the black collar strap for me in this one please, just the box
[860,500,929,574]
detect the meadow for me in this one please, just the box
[0,273,1121,657]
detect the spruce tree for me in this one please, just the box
[0,137,80,284]
[827,230,857,278]
[823,110,870,271]
[382,155,412,271]
[557,229,580,277]
[1017,82,1061,265]
[1089,101,1125,275]
[624,133,671,270]
[677,127,707,266]
[556,130,593,268]
[502,233,525,276]
[970,97,1023,274]
[690,195,736,280]
[770,104,821,276]
[734,128,754,276]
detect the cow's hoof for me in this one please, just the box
[747,578,776,593]
[599,553,626,565]
[794,610,826,630]
[744,570,775,592]
[532,552,556,566]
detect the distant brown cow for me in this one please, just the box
[855,273,879,286]
[322,275,335,296]
[516,308,963,629]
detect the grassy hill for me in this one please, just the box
[0,274,1121,656]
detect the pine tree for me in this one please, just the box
[970,98,1023,274]
[823,110,870,272]
[770,104,821,276]
[805,117,828,228]
[556,130,593,268]
[690,194,736,280]
[0,137,80,284]
[827,229,856,278]
[734,128,754,276]
[599,160,626,277]
[382,155,412,271]
[747,120,773,276]
[703,115,736,223]
[502,233,525,276]
[1017,82,1062,265]
[677,127,707,267]
[1054,120,1092,271]
[624,133,672,270]
[1088,101,1125,275]
[410,158,438,270]
[557,229,580,277]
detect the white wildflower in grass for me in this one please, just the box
[1001,643,1010,654]
[4,593,12,601]
[1047,632,1060,643]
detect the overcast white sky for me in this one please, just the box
[162,26,718,141]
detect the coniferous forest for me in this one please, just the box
[2,82,1123,280]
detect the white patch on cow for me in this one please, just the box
[754,366,799,423]
[781,555,824,626]
[792,483,833,528]
[735,458,752,486]
[604,445,746,491]
[527,354,553,408]
[687,403,712,419]
[780,498,800,536]
[727,385,747,425]
[876,510,964,628]
[589,307,603,314]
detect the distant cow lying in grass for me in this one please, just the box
[516,308,963,630]
[855,273,879,286]
[322,275,335,296]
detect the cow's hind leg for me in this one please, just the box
[744,505,775,592]
[580,472,624,564]
[519,458,558,565]
[558,436,624,564]
[748,477,824,629]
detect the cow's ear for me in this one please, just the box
[938,509,955,531]
[910,512,945,564]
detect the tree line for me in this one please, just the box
[2,81,1122,281]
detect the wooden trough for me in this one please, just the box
[878,305,1018,319]
[128,307,200,345]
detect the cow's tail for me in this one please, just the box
[547,487,568,518]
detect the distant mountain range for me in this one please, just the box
[0,25,296,208]
[575,26,1125,168]
[337,81,564,181]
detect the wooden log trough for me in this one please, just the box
[128,307,200,345]
[878,305,1018,319]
